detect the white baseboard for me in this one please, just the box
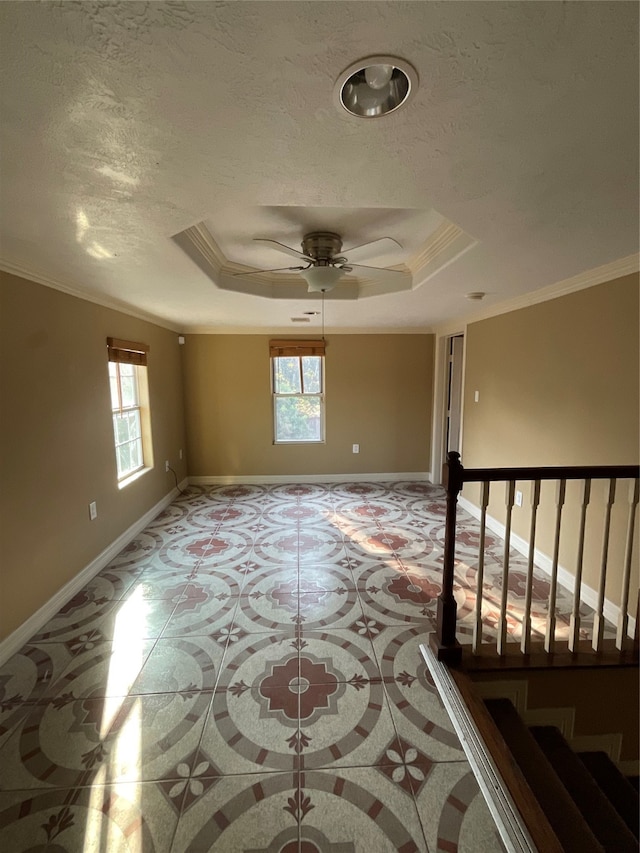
[0,479,189,667]
[458,496,637,638]
[189,472,432,485]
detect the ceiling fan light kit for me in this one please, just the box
[334,55,418,118]
[302,265,345,293]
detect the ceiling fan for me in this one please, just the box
[234,231,406,292]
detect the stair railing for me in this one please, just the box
[431,452,640,667]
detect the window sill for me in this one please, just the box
[273,440,326,446]
[118,466,151,490]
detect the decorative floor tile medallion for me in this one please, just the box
[1,480,606,849]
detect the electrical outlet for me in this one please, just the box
[165,460,170,472]
[352,444,359,454]
[89,501,97,520]
[515,490,523,507]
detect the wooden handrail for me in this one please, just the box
[432,452,640,665]
[448,667,564,853]
[458,463,639,483]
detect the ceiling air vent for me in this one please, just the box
[291,317,311,323]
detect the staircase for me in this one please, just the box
[485,697,639,852]
[425,455,640,849]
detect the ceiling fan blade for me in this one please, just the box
[254,238,314,262]
[348,263,407,279]
[343,237,402,263]
[231,265,306,277]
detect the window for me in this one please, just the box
[107,338,152,482]
[270,339,325,443]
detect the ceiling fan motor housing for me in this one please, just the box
[301,232,344,264]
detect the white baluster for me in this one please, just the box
[521,480,541,654]
[569,479,591,652]
[472,481,490,654]
[545,479,566,654]
[592,479,616,651]
[617,478,639,649]
[498,481,515,656]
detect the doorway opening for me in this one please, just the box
[444,334,464,456]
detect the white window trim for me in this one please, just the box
[106,337,153,485]
[110,361,145,481]
[271,354,325,444]
[117,466,152,490]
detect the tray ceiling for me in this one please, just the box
[0,1,638,332]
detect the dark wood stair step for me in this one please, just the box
[530,726,637,852]
[484,698,603,852]
[578,751,639,840]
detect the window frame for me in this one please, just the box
[270,342,326,445]
[106,337,153,485]
[109,361,145,481]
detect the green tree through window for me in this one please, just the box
[273,355,324,442]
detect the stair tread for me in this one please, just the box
[485,699,603,853]
[578,751,639,840]
[530,726,637,852]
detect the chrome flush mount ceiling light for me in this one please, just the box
[335,56,418,118]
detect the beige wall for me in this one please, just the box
[182,334,434,477]
[461,274,639,612]
[0,272,187,641]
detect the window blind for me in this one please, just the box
[269,339,325,358]
[107,337,149,366]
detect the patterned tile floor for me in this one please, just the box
[1,480,601,851]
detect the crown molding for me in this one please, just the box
[432,253,640,337]
[409,220,478,290]
[0,259,181,332]
[409,221,462,270]
[182,221,227,267]
[175,220,432,299]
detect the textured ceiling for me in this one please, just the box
[0,1,638,332]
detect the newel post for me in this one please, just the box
[431,451,463,665]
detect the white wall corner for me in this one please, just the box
[0,480,189,667]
